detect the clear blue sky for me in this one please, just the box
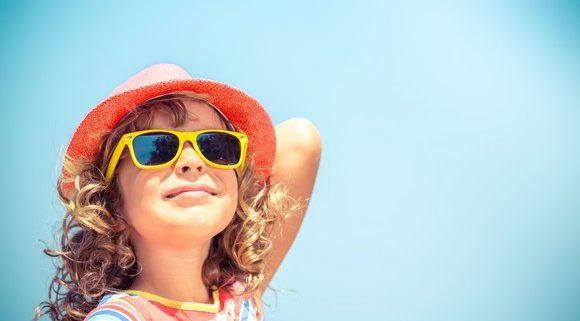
[1,1,579,320]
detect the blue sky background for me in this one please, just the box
[1,1,579,320]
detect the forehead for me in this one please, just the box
[150,100,227,130]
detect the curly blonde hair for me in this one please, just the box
[35,93,297,321]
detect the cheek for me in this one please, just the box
[217,170,239,225]
[122,180,157,212]
[116,163,162,222]
[226,171,239,204]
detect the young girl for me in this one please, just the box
[36,64,321,321]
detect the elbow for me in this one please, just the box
[282,118,322,159]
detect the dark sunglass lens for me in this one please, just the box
[133,133,179,166]
[197,132,241,165]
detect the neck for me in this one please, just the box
[129,237,213,303]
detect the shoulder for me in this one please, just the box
[84,293,147,321]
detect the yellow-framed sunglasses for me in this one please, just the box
[105,129,248,181]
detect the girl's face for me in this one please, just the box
[116,100,238,249]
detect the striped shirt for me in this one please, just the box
[84,283,263,321]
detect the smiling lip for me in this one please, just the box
[165,185,217,199]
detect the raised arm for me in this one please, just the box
[259,118,322,294]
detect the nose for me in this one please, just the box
[175,141,206,175]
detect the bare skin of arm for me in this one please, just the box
[258,118,322,295]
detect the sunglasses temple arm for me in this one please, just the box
[105,141,127,181]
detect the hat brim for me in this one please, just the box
[65,79,275,183]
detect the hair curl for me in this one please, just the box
[35,93,298,321]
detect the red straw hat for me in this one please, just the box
[63,63,275,191]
